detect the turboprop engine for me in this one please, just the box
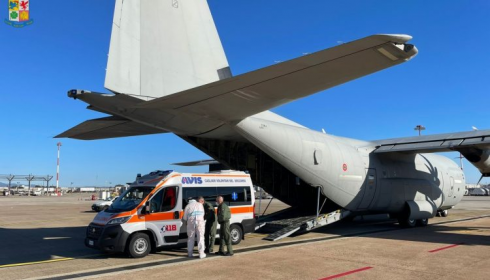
[458,147,490,176]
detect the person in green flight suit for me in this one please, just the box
[203,198,217,253]
[216,195,233,256]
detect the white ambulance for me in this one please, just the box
[85,170,256,258]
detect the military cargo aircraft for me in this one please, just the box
[58,0,490,227]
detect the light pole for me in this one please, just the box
[414,125,426,136]
[56,142,62,194]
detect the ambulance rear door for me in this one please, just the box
[145,185,182,245]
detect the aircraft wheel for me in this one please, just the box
[440,210,448,217]
[398,217,416,228]
[436,212,441,217]
[416,218,429,227]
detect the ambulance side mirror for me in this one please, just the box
[142,201,150,214]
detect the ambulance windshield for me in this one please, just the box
[108,186,154,212]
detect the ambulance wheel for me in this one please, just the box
[416,218,429,227]
[440,210,448,217]
[230,224,243,245]
[127,233,151,258]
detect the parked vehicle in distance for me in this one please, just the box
[469,188,486,196]
[92,196,119,212]
[253,186,273,199]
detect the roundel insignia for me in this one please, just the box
[342,164,348,172]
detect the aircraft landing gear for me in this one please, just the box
[436,210,448,217]
[398,217,417,228]
[416,218,429,227]
[398,217,429,228]
[396,204,431,228]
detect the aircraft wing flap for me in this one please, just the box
[372,130,490,154]
[135,34,417,122]
[56,116,167,140]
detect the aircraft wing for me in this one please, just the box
[371,130,490,154]
[135,34,418,123]
[171,159,220,166]
[55,116,167,140]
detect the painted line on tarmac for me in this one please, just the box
[428,243,464,253]
[0,253,109,270]
[319,266,373,280]
[34,214,490,280]
[0,258,74,268]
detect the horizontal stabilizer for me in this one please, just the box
[55,116,167,140]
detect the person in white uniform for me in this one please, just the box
[183,196,206,258]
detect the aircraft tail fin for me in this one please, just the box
[105,0,231,100]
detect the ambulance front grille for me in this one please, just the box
[87,224,102,240]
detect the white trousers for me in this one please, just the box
[187,220,205,256]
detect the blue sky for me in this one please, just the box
[1,0,489,186]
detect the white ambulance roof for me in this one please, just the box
[132,170,250,187]
[183,170,248,176]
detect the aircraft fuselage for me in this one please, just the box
[235,115,465,217]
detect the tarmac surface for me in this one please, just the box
[1,194,490,279]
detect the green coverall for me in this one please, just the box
[204,201,217,253]
[217,202,233,254]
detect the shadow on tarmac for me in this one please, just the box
[1,216,489,266]
[0,226,186,266]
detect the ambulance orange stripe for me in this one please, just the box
[155,174,180,189]
[144,211,184,221]
[126,206,252,223]
[230,206,254,214]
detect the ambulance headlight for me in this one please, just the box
[107,216,131,225]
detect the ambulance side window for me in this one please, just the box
[218,187,252,206]
[150,190,164,213]
[182,187,218,208]
[161,186,178,212]
[150,187,178,213]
